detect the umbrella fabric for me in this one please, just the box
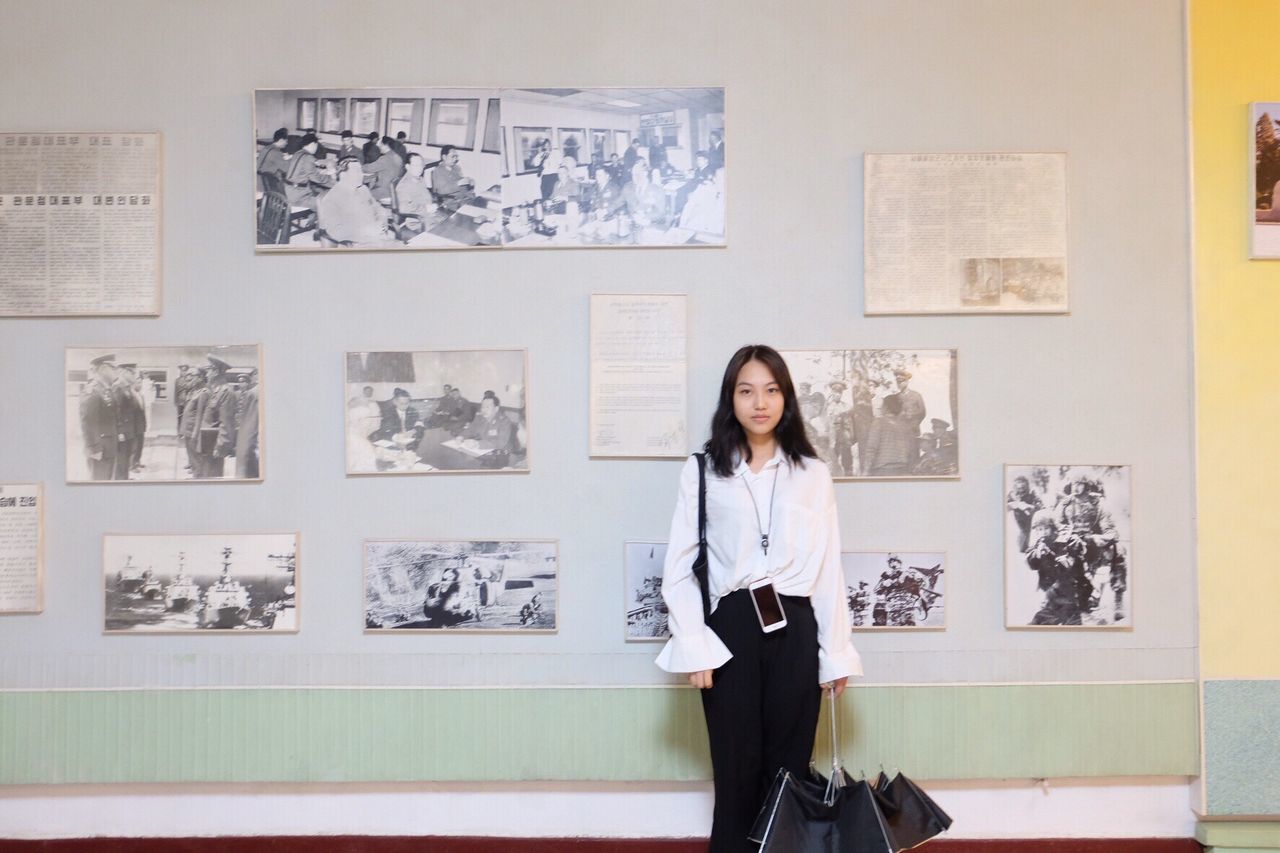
[872,770,953,850]
[749,766,895,853]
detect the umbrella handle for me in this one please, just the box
[824,685,841,805]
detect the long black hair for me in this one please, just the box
[704,344,818,478]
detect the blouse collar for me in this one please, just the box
[733,445,787,477]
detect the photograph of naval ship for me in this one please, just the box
[103,533,298,632]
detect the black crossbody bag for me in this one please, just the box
[692,452,712,620]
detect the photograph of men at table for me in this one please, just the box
[254,88,503,250]
[345,349,528,475]
[499,87,725,247]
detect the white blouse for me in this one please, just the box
[655,448,863,684]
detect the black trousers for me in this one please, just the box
[701,589,821,853]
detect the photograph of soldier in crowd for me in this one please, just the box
[781,349,958,480]
[842,551,946,630]
[364,539,557,632]
[624,541,669,641]
[1005,465,1132,629]
[344,349,528,475]
[66,346,263,483]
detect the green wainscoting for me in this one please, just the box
[1203,680,1280,816]
[1197,820,1280,852]
[0,683,1198,785]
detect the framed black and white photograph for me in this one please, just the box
[500,87,726,247]
[842,551,946,631]
[1252,102,1280,257]
[103,533,298,633]
[364,539,557,633]
[66,345,263,483]
[514,126,553,175]
[780,349,959,480]
[556,127,586,165]
[589,128,610,163]
[624,541,668,641]
[1004,465,1132,629]
[253,87,502,251]
[345,349,529,475]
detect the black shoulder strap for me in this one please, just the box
[692,452,711,620]
[695,452,707,548]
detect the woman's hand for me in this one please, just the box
[821,677,849,698]
[688,669,714,690]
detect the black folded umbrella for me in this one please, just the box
[748,689,952,852]
[749,765,894,853]
[875,770,953,849]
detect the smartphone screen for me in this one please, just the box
[751,582,786,628]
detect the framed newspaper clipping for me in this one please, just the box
[864,152,1068,314]
[0,132,161,317]
[0,483,43,614]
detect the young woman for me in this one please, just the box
[656,344,862,853]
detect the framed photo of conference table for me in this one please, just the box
[253,86,503,252]
[344,349,530,476]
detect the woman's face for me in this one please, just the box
[733,359,783,440]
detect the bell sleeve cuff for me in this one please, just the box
[655,626,733,674]
[818,642,864,684]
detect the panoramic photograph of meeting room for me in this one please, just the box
[253,87,725,250]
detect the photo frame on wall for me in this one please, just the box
[103,532,298,633]
[0,483,43,614]
[842,551,946,631]
[65,345,264,484]
[253,87,502,251]
[514,125,553,175]
[1004,464,1132,630]
[500,87,726,248]
[1251,102,1280,258]
[556,127,586,165]
[780,348,958,481]
[344,349,529,475]
[0,131,163,317]
[863,152,1069,314]
[624,540,668,641]
[364,539,558,633]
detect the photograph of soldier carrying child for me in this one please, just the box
[1004,464,1132,629]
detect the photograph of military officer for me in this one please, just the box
[781,348,959,480]
[66,346,264,483]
